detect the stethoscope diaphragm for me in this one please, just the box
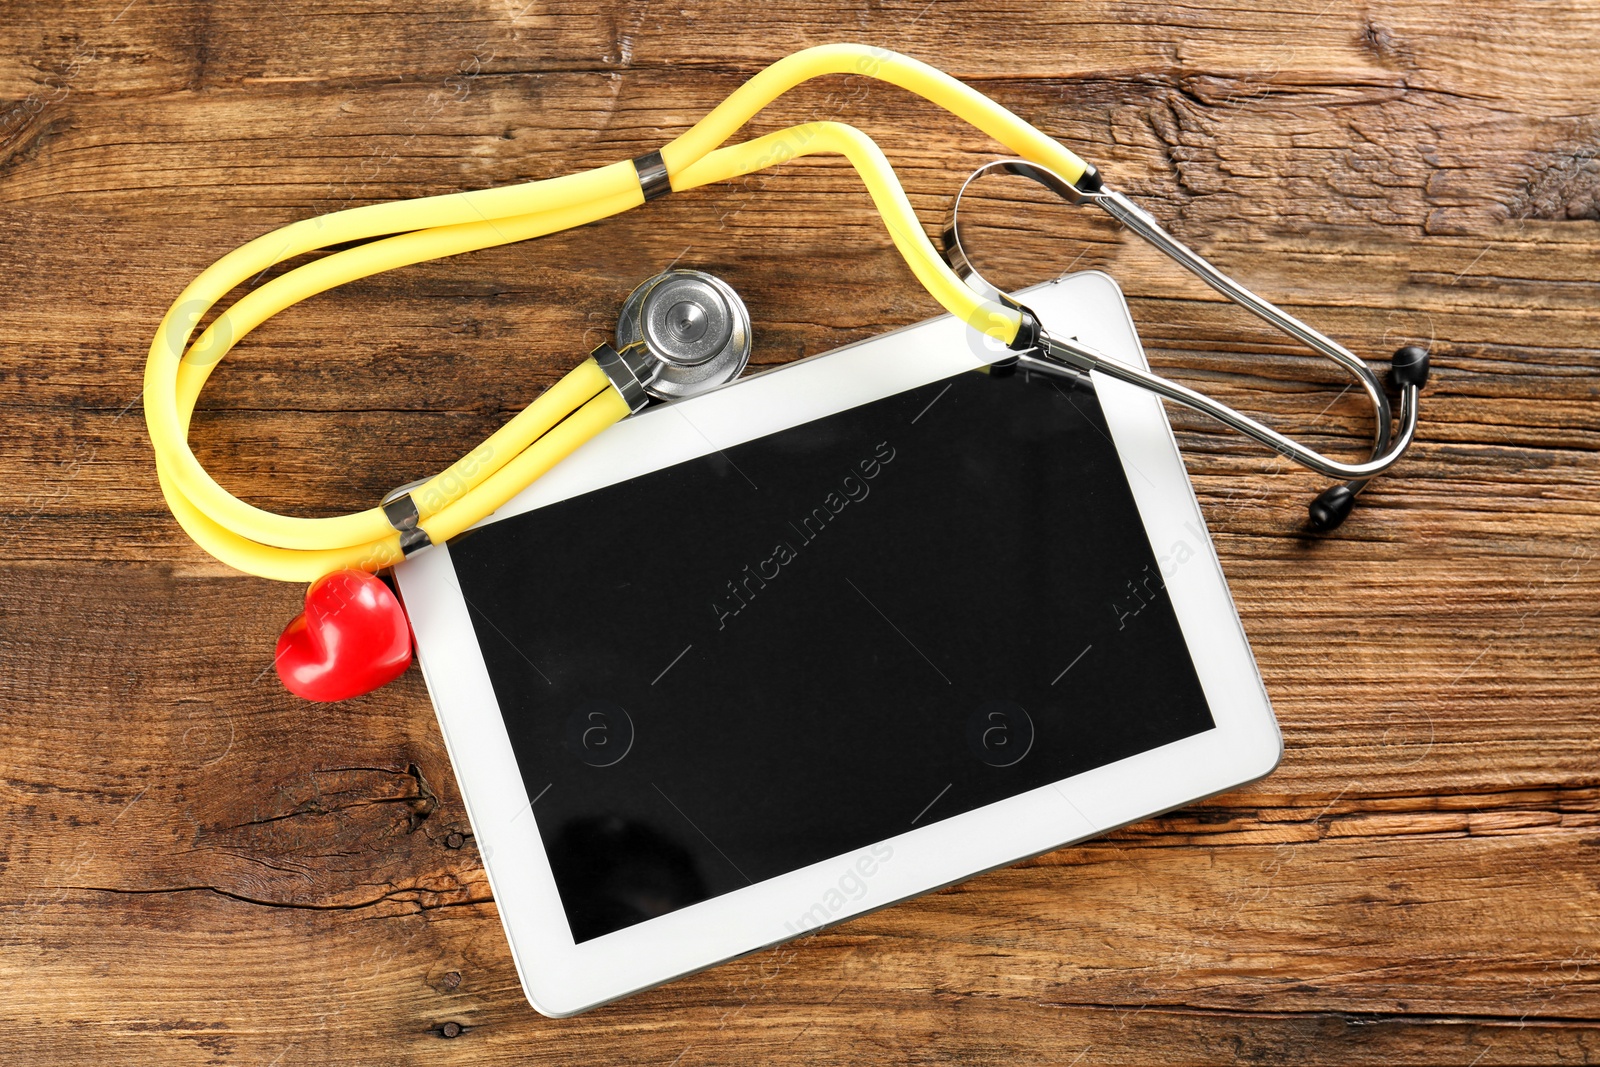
[614,269,752,402]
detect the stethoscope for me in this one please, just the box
[142,44,1428,695]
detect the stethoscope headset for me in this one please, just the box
[142,44,1430,696]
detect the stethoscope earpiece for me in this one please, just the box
[1308,345,1433,531]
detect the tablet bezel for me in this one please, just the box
[395,271,1281,1017]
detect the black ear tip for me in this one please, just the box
[1390,345,1430,388]
[1308,484,1357,531]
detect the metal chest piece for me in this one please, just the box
[593,269,752,411]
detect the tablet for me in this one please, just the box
[394,270,1281,1017]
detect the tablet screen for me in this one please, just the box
[449,366,1215,943]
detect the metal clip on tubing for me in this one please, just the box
[942,160,1431,531]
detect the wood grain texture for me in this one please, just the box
[1,1,1597,1063]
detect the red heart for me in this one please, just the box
[275,569,413,702]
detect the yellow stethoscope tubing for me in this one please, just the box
[156,365,626,580]
[146,44,1091,581]
[657,43,1088,191]
[159,122,983,579]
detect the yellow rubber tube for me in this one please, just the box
[159,367,624,582]
[158,122,995,577]
[145,44,1094,581]
[659,44,1088,187]
[152,187,645,553]
[160,122,983,556]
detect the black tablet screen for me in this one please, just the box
[449,366,1215,943]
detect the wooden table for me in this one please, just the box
[3,3,1597,1063]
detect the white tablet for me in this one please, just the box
[394,270,1280,1017]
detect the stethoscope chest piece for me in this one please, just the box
[609,269,752,403]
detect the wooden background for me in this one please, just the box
[3,1,1598,1063]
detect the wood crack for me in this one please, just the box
[52,881,489,913]
[1032,999,1600,1028]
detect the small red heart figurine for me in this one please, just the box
[276,569,413,701]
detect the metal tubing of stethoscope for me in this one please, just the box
[1034,334,1419,480]
[1092,189,1393,476]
